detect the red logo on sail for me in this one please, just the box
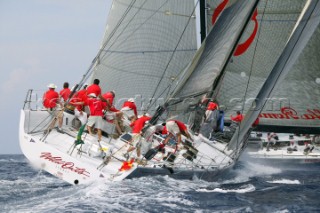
[211,0,258,56]
[40,152,90,177]
[259,107,320,120]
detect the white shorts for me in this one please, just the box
[131,134,142,148]
[121,107,135,119]
[74,109,88,125]
[87,116,103,129]
[47,107,63,118]
[166,121,180,135]
[105,111,116,121]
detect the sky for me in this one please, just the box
[0,0,112,154]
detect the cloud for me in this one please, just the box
[2,59,40,91]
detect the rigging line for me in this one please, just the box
[76,0,137,90]
[97,0,169,89]
[207,1,261,109]
[98,0,168,62]
[240,0,269,119]
[97,0,138,56]
[99,63,165,79]
[98,0,149,60]
[256,1,319,114]
[115,0,193,18]
[146,0,200,111]
[101,48,197,54]
[234,0,269,151]
[144,83,173,113]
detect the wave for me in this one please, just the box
[267,179,301,184]
[196,184,256,194]
[221,161,282,184]
[0,158,27,163]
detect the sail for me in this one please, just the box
[228,0,320,156]
[168,0,259,101]
[90,0,198,113]
[255,1,320,133]
[205,0,308,131]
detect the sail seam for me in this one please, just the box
[146,0,200,111]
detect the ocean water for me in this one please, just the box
[1,154,320,213]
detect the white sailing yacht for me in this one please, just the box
[19,0,320,185]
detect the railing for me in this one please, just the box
[23,89,46,110]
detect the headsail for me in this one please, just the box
[90,0,198,113]
[255,0,320,133]
[166,0,260,116]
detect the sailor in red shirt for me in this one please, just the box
[86,93,105,142]
[102,91,115,109]
[86,78,109,103]
[59,82,71,102]
[205,100,219,122]
[163,120,192,149]
[42,83,64,133]
[43,84,59,109]
[207,101,218,111]
[121,98,138,123]
[86,79,102,97]
[231,111,244,123]
[124,114,151,160]
[102,91,123,136]
[70,83,88,125]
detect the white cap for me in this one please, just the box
[47,83,57,89]
[145,113,150,117]
[128,98,135,103]
[88,93,97,98]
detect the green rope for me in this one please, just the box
[74,124,86,145]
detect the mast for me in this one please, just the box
[199,0,207,43]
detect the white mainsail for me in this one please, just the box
[90,0,198,113]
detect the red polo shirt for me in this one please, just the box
[102,92,119,111]
[59,88,71,102]
[231,114,244,122]
[43,89,59,108]
[131,116,151,134]
[86,84,101,97]
[122,101,138,117]
[168,120,187,131]
[70,89,87,111]
[207,102,218,111]
[86,98,104,116]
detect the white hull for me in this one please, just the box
[246,132,320,164]
[19,110,234,185]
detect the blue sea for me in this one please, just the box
[1,154,320,213]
